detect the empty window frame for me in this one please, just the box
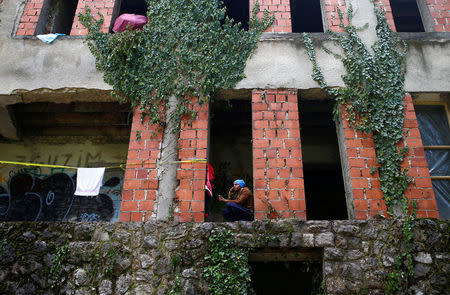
[415,102,450,219]
[221,0,250,31]
[207,99,253,221]
[35,0,79,35]
[299,99,348,220]
[390,0,426,32]
[110,0,148,31]
[249,249,323,294]
[115,0,148,15]
[290,0,325,33]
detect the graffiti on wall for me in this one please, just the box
[0,166,123,222]
[12,151,105,167]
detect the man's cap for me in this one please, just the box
[233,179,245,188]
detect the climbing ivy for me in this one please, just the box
[303,2,416,294]
[79,0,273,130]
[50,240,69,289]
[303,4,410,216]
[203,229,252,295]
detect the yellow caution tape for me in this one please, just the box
[0,160,124,170]
[124,158,207,166]
[0,159,207,171]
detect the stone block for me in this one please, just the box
[414,252,432,264]
[324,247,344,260]
[315,232,334,247]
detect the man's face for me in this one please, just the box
[232,183,241,191]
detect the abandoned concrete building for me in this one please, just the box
[1,0,448,222]
[0,0,449,294]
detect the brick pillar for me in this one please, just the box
[71,0,115,35]
[374,0,396,31]
[120,107,162,222]
[121,100,208,222]
[402,94,439,218]
[341,94,439,219]
[252,89,306,220]
[175,99,209,222]
[324,0,396,32]
[16,0,44,36]
[425,0,450,32]
[250,0,292,33]
[324,0,348,32]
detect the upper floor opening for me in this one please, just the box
[390,0,425,32]
[35,0,79,35]
[220,0,250,31]
[290,0,324,33]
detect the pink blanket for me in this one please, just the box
[113,14,148,33]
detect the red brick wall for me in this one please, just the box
[426,0,450,32]
[16,0,114,36]
[375,0,396,31]
[402,94,439,218]
[250,0,292,33]
[252,89,306,219]
[120,107,162,222]
[16,0,44,36]
[341,94,439,219]
[121,100,208,222]
[325,0,396,32]
[71,0,115,35]
[175,100,209,222]
[325,0,348,32]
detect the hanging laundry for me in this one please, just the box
[205,163,215,197]
[75,168,105,196]
[204,164,215,219]
[36,33,65,44]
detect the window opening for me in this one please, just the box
[290,0,324,33]
[249,249,323,295]
[415,104,450,219]
[221,0,250,31]
[390,0,425,32]
[299,99,348,220]
[1,102,130,222]
[117,0,148,15]
[111,0,148,32]
[35,0,79,35]
[12,102,131,140]
[207,99,253,221]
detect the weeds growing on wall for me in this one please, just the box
[203,229,252,295]
[79,0,273,131]
[303,2,416,294]
[50,240,69,288]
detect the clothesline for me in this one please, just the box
[0,158,207,171]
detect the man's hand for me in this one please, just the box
[218,195,227,202]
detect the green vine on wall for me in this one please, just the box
[303,3,416,294]
[303,4,410,216]
[50,240,69,289]
[79,0,273,131]
[203,229,252,295]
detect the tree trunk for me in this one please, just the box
[155,95,180,220]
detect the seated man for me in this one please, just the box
[218,179,253,221]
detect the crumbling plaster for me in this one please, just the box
[0,0,449,101]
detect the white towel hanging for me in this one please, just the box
[75,168,105,196]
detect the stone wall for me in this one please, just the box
[0,219,448,294]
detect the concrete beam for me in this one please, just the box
[0,105,19,140]
[0,94,22,105]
